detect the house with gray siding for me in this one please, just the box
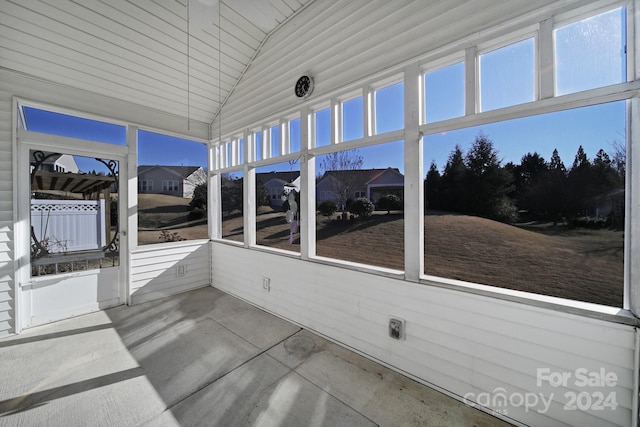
[138,165,205,199]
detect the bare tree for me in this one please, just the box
[318,149,364,212]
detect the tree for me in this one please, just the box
[567,145,595,218]
[463,132,513,219]
[424,160,442,209]
[531,148,569,224]
[514,152,548,212]
[220,174,243,214]
[318,149,364,212]
[377,194,402,213]
[349,197,374,218]
[609,139,626,182]
[440,145,466,212]
[190,182,207,210]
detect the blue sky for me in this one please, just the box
[22,6,626,178]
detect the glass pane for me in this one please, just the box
[238,137,244,165]
[423,101,625,307]
[23,107,126,145]
[255,131,263,161]
[271,125,281,157]
[425,61,464,123]
[30,151,120,276]
[290,118,301,153]
[255,160,301,251]
[342,97,363,141]
[555,8,626,96]
[221,171,244,243]
[480,38,535,111]
[137,130,208,245]
[316,141,404,270]
[375,82,404,134]
[315,108,331,148]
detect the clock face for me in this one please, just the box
[295,75,313,98]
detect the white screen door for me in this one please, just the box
[17,131,128,328]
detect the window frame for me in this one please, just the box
[209,1,638,320]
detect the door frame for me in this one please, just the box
[15,129,129,330]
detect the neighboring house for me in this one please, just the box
[138,165,206,198]
[257,171,300,208]
[316,168,404,207]
[30,153,79,173]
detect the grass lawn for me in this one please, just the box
[222,207,623,307]
[138,194,207,245]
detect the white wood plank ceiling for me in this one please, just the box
[0,0,314,129]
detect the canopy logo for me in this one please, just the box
[463,367,618,416]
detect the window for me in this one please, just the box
[342,96,363,141]
[22,106,126,145]
[423,102,625,306]
[139,180,153,192]
[555,7,626,95]
[221,171,244,243]
[289,118,301,152]
[315,141,404,270]
[479,38,535,111]
[138,130,207,245]
[375,81,404,133]
[162,180,179,192]
[254,130,264,161]
[315,107,331,147]
[30,152,120,276]
[271,125,281,158]
[255,160,301,251]
[424,61,464,123]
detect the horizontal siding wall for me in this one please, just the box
[218,0,589,134]
[0,82,15,337]
[130,240,210,305]
[212,243,636,427]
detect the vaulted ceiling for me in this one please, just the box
[0,0,314,127]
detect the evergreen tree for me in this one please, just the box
[463,132,513,219]
[567,145,595,218]
[515,152,548,213]
[440,145,466,212]
[424,161,442,209]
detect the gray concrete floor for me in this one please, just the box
[0,287,511,426]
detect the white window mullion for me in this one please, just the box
[299,106,315,260]
[245,166,256,247]
[282,119,289,155]
[465,46,477,115]
[331,98,340,145]
[539,18,554,99]
[365,85,373,137]
[404,63,423,281]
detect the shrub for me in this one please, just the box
[349,197,374,218]
[489,197,518,224]
[190,183,207,210]
[159,230,185,242]
[318,200,338,216]
[377,194,402,213]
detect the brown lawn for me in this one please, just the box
[138,194,207,245]
[222,207,623,307]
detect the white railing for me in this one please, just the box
[31,199,106,252]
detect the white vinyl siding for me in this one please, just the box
[130,240,210,305]
[212,243,636,427]
[0,81,15,337]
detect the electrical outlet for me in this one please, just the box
[176,264,186,277]
[262,277,271,292]
[389,317,405,340]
